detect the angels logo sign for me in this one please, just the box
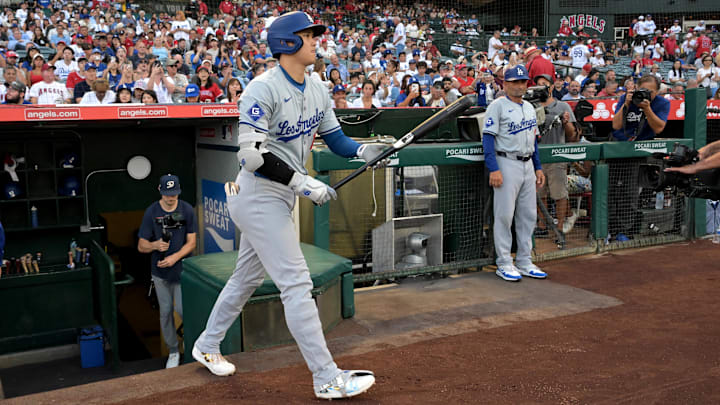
[559,14,607,33]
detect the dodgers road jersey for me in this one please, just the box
[482,97,538,156]
[237,66,341,175]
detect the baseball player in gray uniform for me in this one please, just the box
[482,65,548,281]
[191,11,381,400]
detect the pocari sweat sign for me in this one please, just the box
[202,179,235,253]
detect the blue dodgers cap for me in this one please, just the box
[185,84,200,98]
[504,65,530,81]
[159,174,181,196]
[85,63,98,70]
[332,84,346,94]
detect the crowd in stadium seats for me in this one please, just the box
[0,1,718,106]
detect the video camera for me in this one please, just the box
[523,85,556,135]
[523,85,550,105]
[639,142,720,200]
[154,212,186,229]
[154,213,186,259]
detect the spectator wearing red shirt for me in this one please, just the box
[696,32,712,59]
[524,46,555,86]
[576,27,590,38]
[558,20,572,37]
[663,33,678,61]
[218,0,234,15]
[194,66,222,102]
[198,0,209,16]
[66,57,88,91]
[454,64,475,95]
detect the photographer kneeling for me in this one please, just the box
[138,174,197,368]
[608,75,670,241]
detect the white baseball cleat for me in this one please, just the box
[192,345,236,376]
[166,352,180,369]
[314,370,375,400]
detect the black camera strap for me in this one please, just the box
[621,104,646,142]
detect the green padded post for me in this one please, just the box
[341,272,355,318]
[314,174,331,249]
[591,164,609,240]
[683,88,708,238]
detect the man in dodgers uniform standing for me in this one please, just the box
[482,65,548,282]
[192,11,382,400]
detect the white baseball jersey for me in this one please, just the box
[482,96,538,156]
[571,45,590,68]
[237,66,341,174]
[28,81,71,104]
[54,60,78,81]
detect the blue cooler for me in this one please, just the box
[79,326,105,368]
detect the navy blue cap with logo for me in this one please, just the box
[504,65,530,81]
[159,174,181,196]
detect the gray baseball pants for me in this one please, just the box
[194,170,340,386]
[493,156,537,268]
[152,275,183,354]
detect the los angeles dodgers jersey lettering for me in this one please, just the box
[482,97,538,156]
[237,66,341,174]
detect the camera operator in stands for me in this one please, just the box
[611,75,669,142]
[608,75,670,241]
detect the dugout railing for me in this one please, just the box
[312,88,708,282]
[310,138,699,282]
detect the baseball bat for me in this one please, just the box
[332,95,476,190]
[21,255,28,274]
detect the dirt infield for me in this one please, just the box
[11,241,718,404]
[102,240,720,405]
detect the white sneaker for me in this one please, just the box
[315,370,375,399]
[516,263,548,279]
[563,212,579,234]
[495,265,522,281]
[166,352,180,369]
[192,345,236,376]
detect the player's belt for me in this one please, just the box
[497,151,532,161]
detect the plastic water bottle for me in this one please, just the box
[655,192,664,210]
[664,187,672,208]
[714,226,720,244]
[31,206,38,228]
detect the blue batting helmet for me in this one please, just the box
[267,11,326,57]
